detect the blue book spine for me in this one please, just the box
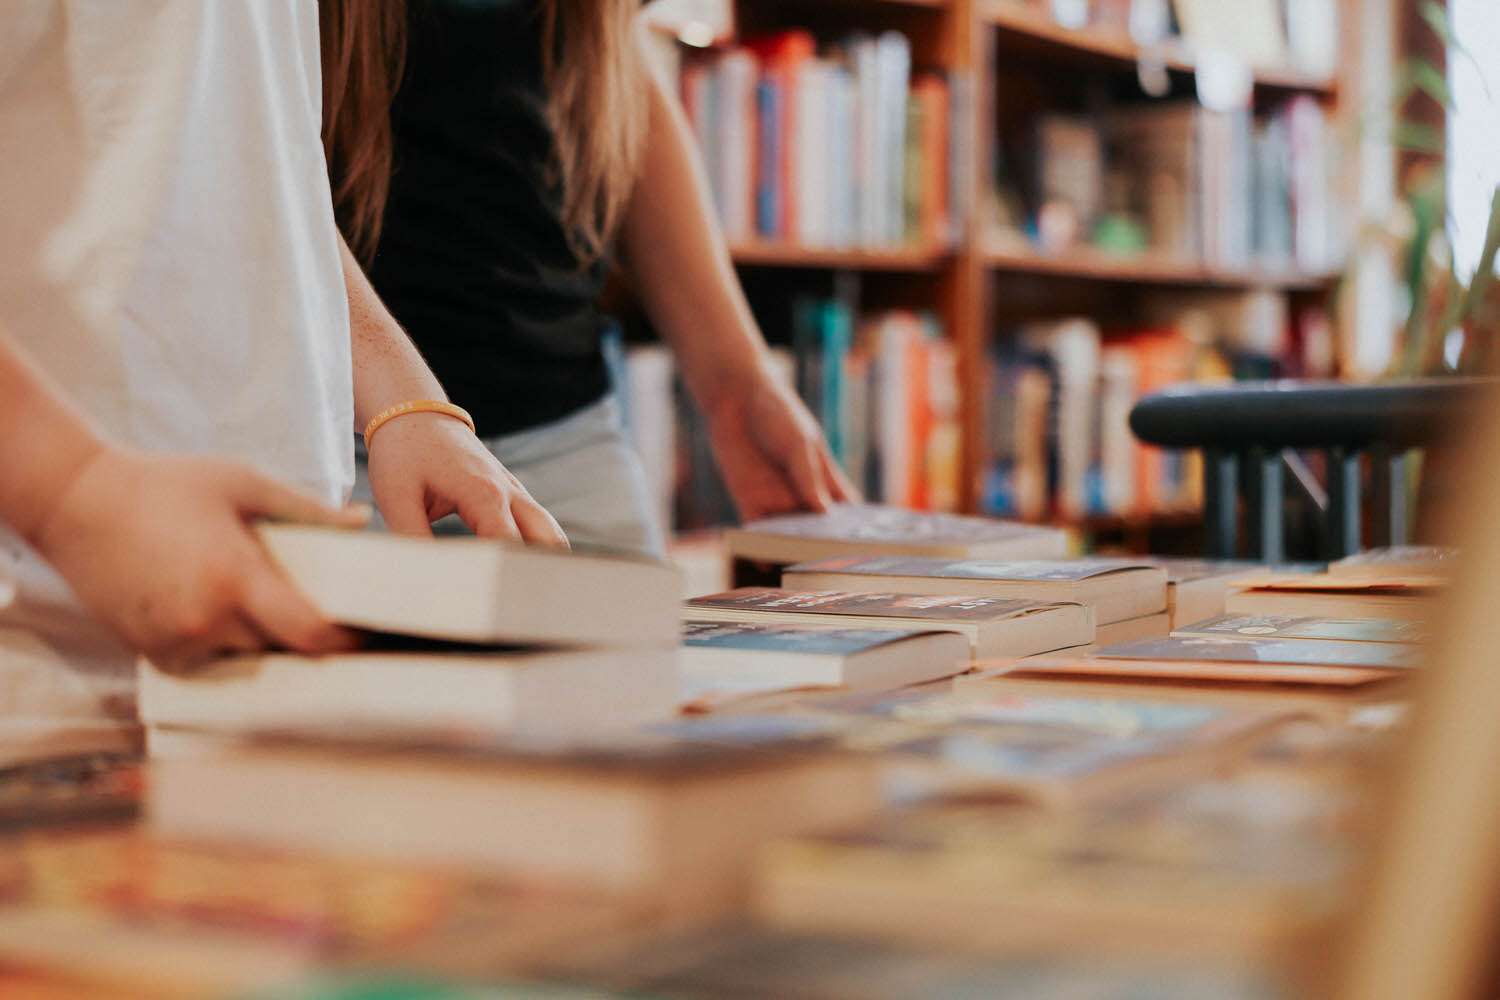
[756,78,780,238]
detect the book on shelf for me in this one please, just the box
[683,29,949,252]
[137,644,682,740]
[149,717,880,915]
[982,319,1207,522]
[782,556,1166,625]
[255,524,681,647]
[1135,557,1265,627]
[1223,572,1444,620]
[679,621,969,697]
[724,504,1067,565]
[1172,614,1428,645]
[683,588,1092,658]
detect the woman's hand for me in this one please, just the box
[365,413,569,546]
[30,448,367,668]
[702,368,859,522]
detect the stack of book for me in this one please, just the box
[781,556,1169,647]
[140,525,684,741]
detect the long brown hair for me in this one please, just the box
[320,0,647,266]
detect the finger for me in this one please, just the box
[785,442,833,513]
[232,469,371,529]
[375,485,435,537]
[510,493,570,549]
[454,490,523,542]
[241,562,361,654]
[819,447,861,503]
[146,615,264,675]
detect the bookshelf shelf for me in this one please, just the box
[982,241,1338,291]
[729,241,951,271]
[985,3,1337,96]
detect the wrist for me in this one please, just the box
[690,352,777,417]
[25,439,114,556]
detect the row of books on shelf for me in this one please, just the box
[681,29,957,251]
[0,509,1451,995]
[998,95,1340,273]
[622,308,962,534]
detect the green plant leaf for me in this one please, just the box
[1392,120,1448,154]
[1462,186,1500,323]
[1419,0,1451,47]
[1413,59,1451,107]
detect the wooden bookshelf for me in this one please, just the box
[985,3,1337,95]
[681,0,1366,524]
[981,241,1338,291]
[728,241,950,271]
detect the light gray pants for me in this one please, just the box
[353,395,667,561]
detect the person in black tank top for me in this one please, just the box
[345,0,855,556]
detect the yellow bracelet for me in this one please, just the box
[362,400,476,450]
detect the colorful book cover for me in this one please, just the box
[686,588,1057,622]
[681,620,925,655]
[788,554,1151,582]
[1174,615,1427,644]
[1091,635,1422,669]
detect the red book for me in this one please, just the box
[744,30,817,240]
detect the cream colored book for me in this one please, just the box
[256,523,681,645]
[682,588,1093,658]
[1134,557,1265,627]
[783,556,1166,624]
[724,504,1067,565]
[1087,613,1171,650]
[1223,573,1443,621]
[149,721,879,914]
[138,645,681,739]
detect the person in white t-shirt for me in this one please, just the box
[0,2,565,718]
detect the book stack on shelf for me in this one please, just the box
[681,29,954,253]
[1001,95,1339,274]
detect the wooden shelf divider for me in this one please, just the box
[728,241,951,271]
[985,2,1336,95]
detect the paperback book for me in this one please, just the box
[783,556,1166,624]
[255,523,681,646]
[723,504,1067,565]
[683,588,1092,657]
[679,621,969,695]
[1172,614,1427,645]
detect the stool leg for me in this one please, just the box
[1245,450,1285,564]
[1203,449,1238,558]
[1325,448,1362,559]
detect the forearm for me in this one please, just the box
[617,37,772,404]
[0,325,109,543]
[340,237,448,428]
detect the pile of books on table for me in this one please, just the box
[0,509,1453,998]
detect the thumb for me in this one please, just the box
[231,469,372,529]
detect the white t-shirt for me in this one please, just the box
[0,1,355,715]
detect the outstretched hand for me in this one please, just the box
[702,369,859,522]
[365,412,569,547]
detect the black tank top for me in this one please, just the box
[369,0,612,436]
